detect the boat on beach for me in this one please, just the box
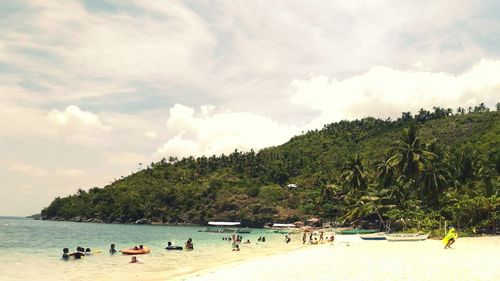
[359,232,386,240]
[198,221,251,234]
[385,233,429,242]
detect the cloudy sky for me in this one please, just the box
[1,0,499,215]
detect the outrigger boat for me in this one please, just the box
[359,232,386,240]
[385,233,429,242]
[339,229,378,235]
[198,221,251,234]
[267,223,300,234]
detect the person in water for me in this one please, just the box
[443,227,458,249]
[285,235,291,244]
[129,256,143,263]
[232,244,240,251]
[244,239,251,244]
[85,248,92,255]
[185,238,194,250]
[109,244,117,254]
[62,248,69,260]
[69,247,85,259]
[166,241,182,250]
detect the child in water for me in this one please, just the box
[109,244,117,254]
[61,248,69,260]
[129,256,143,263]
[185,238,194,250]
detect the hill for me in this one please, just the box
[41,104,500,232]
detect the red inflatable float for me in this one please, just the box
[121,246,151,255]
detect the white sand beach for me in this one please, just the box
[181,236,500,281]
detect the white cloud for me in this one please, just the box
[47,105,109,130]
[155,104,300,157]
[145,131,158,139]
[2,0,500,216]
[290,59,500,128]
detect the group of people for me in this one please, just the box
[302,231,334,245]
[62,239,195,264]
[61,247,93,260]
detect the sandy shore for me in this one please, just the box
[180,236,500,281]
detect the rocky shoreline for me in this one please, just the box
[39,216,200,226]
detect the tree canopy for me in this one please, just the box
[41,104,500,232]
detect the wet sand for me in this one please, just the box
[180,236,500,281]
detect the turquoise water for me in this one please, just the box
[0,217,295,280]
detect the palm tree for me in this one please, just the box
[419,164,449,205]
[376,155,396,187]
[341,154,368,194]
[388,123,436,179]
[343,190,395,230]
[321,183,345,202]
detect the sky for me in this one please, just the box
[1,0,500,216]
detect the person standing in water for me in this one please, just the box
[443,227,458,249]
[61,248,69,260]
[109,244,117,254]
[285,235,291,244]
[69,247,85,259]
[185,238,194,250]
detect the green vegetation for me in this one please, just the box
[42,104,500,232]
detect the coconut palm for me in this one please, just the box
[343,189,396,230]
[321,183,345,202]
[376,155,396,187]
[419,164,449,205]
[388,123,436,179]
[341,154,368,195]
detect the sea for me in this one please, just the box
[0,217,296,281]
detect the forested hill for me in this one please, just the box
[41,104,500,231]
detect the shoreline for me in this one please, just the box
[173,239,311,280]
[179,236,500,281]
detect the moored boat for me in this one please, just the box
[268,223,300,234]
[198,221,251,234]
[339,229,378,235]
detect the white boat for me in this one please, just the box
[385,233,429,242]
[359,232,386,240]
[198,221,251,233]
[268,223,300,234]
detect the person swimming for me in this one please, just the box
[165,241,183,250]
[129,256,143,263]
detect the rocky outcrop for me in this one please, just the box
[135,218,152,225]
